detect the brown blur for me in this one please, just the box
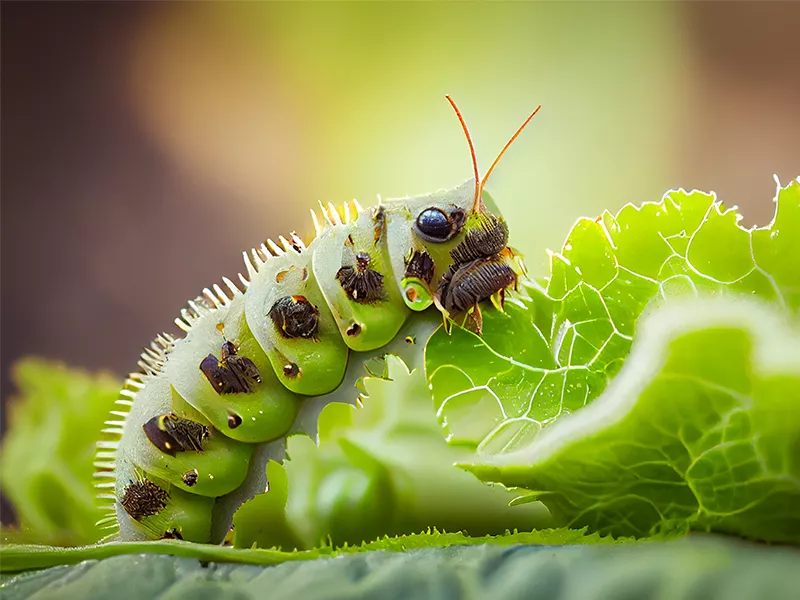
[1,2,798,429]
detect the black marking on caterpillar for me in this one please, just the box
[200,341,262,395]
[182,469,199,487]
[162,528,184,540]
[227,413,243,429]
[143,413,210,456]
[405,335,416,345]
[121,479,169,521]
[438,255,518,314]
[335,252,385,303]
[268,295,320,339]
[404,250,435,284]
[283,362,300,378]
[450,214,509,265]
[288,234,304,253]
[346,322,362,337]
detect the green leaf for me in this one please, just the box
[426,179,800,542]
[233,356,552,550]
[0,359,120,546]
[3,536,800,599]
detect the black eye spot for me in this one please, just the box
[227,414,242,429]
[416,208,454,242]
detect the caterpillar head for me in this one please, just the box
[388,97,540,318]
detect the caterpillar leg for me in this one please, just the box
[489,288,506,313]
[467,303,483,336]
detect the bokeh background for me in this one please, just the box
[2,2,799,521]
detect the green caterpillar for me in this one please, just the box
[95,98,540,543]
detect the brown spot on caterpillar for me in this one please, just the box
[162,528,184,540]
[450,214,509,265]
[405,287,418,302]
[143,414,210,456]
[283,362,300,378]
[200,342,261,395]
[182,470,199,487]
[404,250,435,284]
[269,295,320,339]
[438,255,517,314]
[372,205,386,244]
[121,479,169,521]
[346,322,362,337]
[335,253,385,303]
[227,413,243,429]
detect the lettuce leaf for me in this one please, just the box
[426,179,800,542]
[0,359,120,546]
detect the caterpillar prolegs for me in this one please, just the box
[96,98,540,543]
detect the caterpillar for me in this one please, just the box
[95,97,540,543]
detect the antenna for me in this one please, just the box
[445,95,481,211]
[479,105,541,203]
[445,96,541,213]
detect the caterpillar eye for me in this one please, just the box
[415,207,460,242]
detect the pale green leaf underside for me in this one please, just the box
[426,179,800,541]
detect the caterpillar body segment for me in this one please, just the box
[119,375,253,498]
[115,455,216,542]
[163,292,300,444]
[100,99,540,543]
[245,230,348,396]
[314,203,410,351]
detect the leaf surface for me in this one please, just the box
[3,536,799,600]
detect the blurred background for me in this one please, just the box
[2,2,799,521]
